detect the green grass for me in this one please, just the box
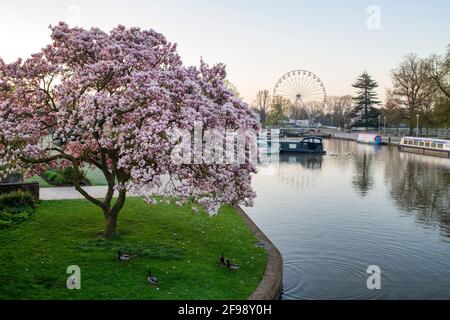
[0,198,267,299]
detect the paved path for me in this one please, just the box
[39,186,111,200]
[39,185,152,200]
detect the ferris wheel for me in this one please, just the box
[273,70,326,109]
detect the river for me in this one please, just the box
[245,138,450,299]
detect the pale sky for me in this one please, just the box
[0,0,449,104]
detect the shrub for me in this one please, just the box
[0,220,12,230]
[0,191,34,230]
[44,168,87,186]
[0,190,34,210]
[12,211,31,223]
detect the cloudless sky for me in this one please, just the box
[0,0,449,103]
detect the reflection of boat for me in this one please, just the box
[399,137,450,158]
[279,154,323,169]
[399,150,450,168]
[356,142,382,154]
[357,133,382,145]
[279,137,326,154]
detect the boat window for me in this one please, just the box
[437,143,444,149]
[430,143,436,148]
[419,141,424,147]
[414,140,419,146]
[424,142,430,148]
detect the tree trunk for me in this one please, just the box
[101,189,126,238]
[104,211,118,237]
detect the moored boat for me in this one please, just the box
[279,137,326,154]
[357,133,382,145]
[399,136,450,158]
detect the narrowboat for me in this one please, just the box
[399,136,450,158]
[357,133,382,145]
[279,137,326,154]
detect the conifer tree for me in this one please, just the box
[351,72,381,129]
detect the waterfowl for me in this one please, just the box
[256,241,268,249]
[70,276,77,287]
[219,253,226,266]
[67,275,78,289]
[117,250,136,262]
[226,259,240,270]
[147,270,159,287]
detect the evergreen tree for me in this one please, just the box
[351,72,381,129]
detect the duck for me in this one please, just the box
[117,250,136,262]
[147,270,159,288]
[70,276,78,287]
[226,259,240,271]
[219,253,226,266]
[67,275,78,289]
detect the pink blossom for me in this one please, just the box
[0,23,259,217]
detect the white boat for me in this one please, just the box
[357,133,382,145]
[399,136,450,157]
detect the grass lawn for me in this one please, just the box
[0,198,267,299]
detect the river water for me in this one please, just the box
[245,138,450,299]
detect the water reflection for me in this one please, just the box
[279,154,323,169]
[247,139,450,299]
[277,154,323,189]
[384,150,450,238]
[351,145,381,197]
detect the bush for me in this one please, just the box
[44,168,87,186]
[0,220,12,230]
[0,191,34,230]
[0,190,34,210]
[12,211,31,223]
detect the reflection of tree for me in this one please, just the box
[352,152,375,197]
[384,150,450,237]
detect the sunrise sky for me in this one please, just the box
[1,0,449,104]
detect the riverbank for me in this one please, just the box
[0,198,267,299]
[326,131,401,145]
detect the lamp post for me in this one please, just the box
[331,116,333,128]
[384,116,386,135]
[416,114,420,137]
[378,115,381,133]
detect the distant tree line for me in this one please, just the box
[382,46,450,134]
[250,45,449,133]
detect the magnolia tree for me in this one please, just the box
[0,23,259,237]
